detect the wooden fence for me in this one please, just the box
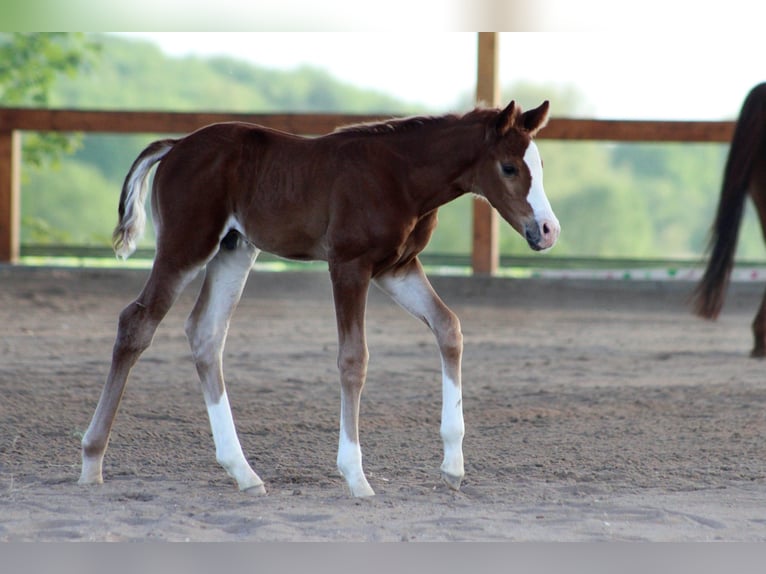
[0,107,736,268]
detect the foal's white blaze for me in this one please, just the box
[206,391,265,492]
[523,141,560,250]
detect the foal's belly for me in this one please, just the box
[246,229,328,262]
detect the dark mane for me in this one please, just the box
[334,108,495,136]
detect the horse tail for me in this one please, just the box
[112,139,177,259]
[692,83,766,319]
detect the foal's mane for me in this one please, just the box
[334,108,495,136]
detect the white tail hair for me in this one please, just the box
[113,139,175,259]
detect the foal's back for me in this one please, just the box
[151,120,446,265]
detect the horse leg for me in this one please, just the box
[329,261,375,497]
[749,169,766,357]
[184,234,265,493]
[374,258,465,490]
[79,262,200,484]
[751,290,766,358]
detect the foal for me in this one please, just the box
[79,100,559,497]
[693,83,766,356]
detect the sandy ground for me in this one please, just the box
[1,265,765,542]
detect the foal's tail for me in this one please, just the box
[113,139,177,259]
[692,83,766,319]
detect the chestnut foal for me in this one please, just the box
[79,100,559,497]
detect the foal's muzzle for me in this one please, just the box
[524,218,560,251]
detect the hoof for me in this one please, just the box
[242,483,267,496]
[441,471,463,491]
[339,468,375,497]
[77,475,103,486]
[347,478,375,498]
[750,347,765,359]
[78,459,104,485]
[350,484,376,498]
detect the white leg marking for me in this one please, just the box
[79,452,104,485]
[206,391,265,493]
[337,397,375,497]
[440,373,465,482]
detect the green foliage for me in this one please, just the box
[0,33,99,167]
[51,37,412,114]
[0,33,97,105]
[18,34,423,246]
[15,33,761,264]
[22,160,116,245]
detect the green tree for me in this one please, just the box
[21,34,422,247]
[23,162,116,244]
[18,34,741,264]
[0,32,100,166]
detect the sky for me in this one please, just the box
[114,31,766,121]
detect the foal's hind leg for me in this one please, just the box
[185,233,265,493]
[374,259,465,490]
[79,263,199,485]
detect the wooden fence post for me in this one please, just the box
[472,32,500,275]
[0,130,21,264]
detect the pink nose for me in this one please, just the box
[538,218,560,250]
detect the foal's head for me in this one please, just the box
[471,100,559,251]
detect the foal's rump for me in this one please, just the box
[112,123,270,266]
[116,122,331,268]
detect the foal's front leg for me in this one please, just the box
[329,262,375,497]
[375,259,465,490]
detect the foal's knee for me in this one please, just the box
[337,345,369,388]
[437,313,463,362]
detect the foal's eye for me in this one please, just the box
[501,163,518,177]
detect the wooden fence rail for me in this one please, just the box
[0,107,737,266]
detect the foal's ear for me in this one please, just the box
[519,100,550,137]
[496,100,521,136]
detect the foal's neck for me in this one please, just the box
[402,114,490,214]
[331,110,494,215]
